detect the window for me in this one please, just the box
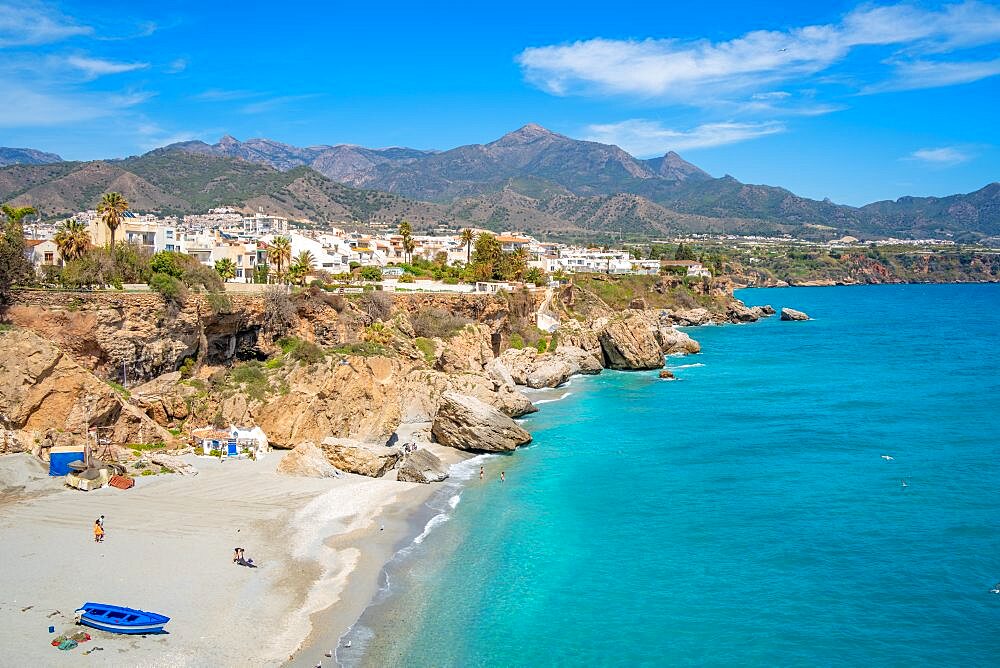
[44,252,54,263]
[166,229,174,239]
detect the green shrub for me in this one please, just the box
[414,337,436,365]
[209,448,222,457]
[398,273,414,283]
[536,339,547,353]
[331,342,388,357]
[360,266,383,281]
[179,357,195,378]
[150,251,188,278]
[264,357,284,370]
[510,333,524,350]
[409,307,472,339]
[276,336,325,364]
[141,469,154,476]
[442,276,459,285]
[148,272,186,303]
[106,379,130,399]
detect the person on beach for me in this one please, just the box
[500,471,505,483]
[93,519,104,543]
[480,466,484,481]
[97,515,104,528]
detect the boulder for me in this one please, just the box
[320,437,401,477]
[496,346,602,389]
[598,313,665,370]
[431,392,532,452]
[668,307,712,326]
[780,307,810,321]
[761,305,776,315]
[654,326,701,355]
[396,448,449,484]
[659,369,675,379]
[277,441,341,478]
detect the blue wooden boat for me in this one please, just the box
[74,602,170,634]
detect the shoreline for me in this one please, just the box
[0,452,435,667]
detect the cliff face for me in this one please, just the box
[0,328,174,455]
[2,285,764,466]
[4,290,528,385]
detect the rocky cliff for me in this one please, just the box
[0,328,174,455]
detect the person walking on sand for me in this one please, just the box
[97,515,104,529]
[93,519,104,543]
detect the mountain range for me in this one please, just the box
[1,125,997,241]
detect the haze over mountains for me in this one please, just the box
[1,125,997,241]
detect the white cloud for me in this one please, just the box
[0,83,149,127]
[909,146,971,165]
[0,2,91,47]
[584,119,786,155]
[865,57,1000,92]
[166,58,187,74]
[65,55,148,78]
[240,94,319,114]
[195,88,259,101]
[517,1,1000,102]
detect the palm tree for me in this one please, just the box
[215,258,237,282]
[268,236,292,283]
[53,218,90,262]
[398,220,413,263]
[289,250,315,286]
[97,192,129,249]
[402,237,415,264]
[460,228,474,264]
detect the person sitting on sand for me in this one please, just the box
[94,520,104,543]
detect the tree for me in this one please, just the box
[1,204,37,226]
[97,192,129,249]
[0,207,32,305]
[471,232,502,281]
[525,267,545,286]
[53,218,90,262]
[288,250,315,286]
[398,220,413,262]
[460,228,474,264]
[267,236,292,283]
[215,258,237,282]
[674,242,696,261]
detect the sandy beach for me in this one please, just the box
[0,451,436,667]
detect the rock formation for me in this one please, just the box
[0,328,175,456]
[598,313,665,370]
[396,448,449,483]
[496,346,602,389]
[320,437,400,477]
[780,308,810,321]
[276,441,341,478]
[431,392,532,452]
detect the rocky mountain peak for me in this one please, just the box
[490,123,563,146]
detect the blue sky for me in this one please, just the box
[1,0,998,206]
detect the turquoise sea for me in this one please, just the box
[349,284,1000,667]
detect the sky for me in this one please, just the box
[1,0,998,206]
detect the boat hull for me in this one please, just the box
[75,602,170,635]
[78,617,167,634]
